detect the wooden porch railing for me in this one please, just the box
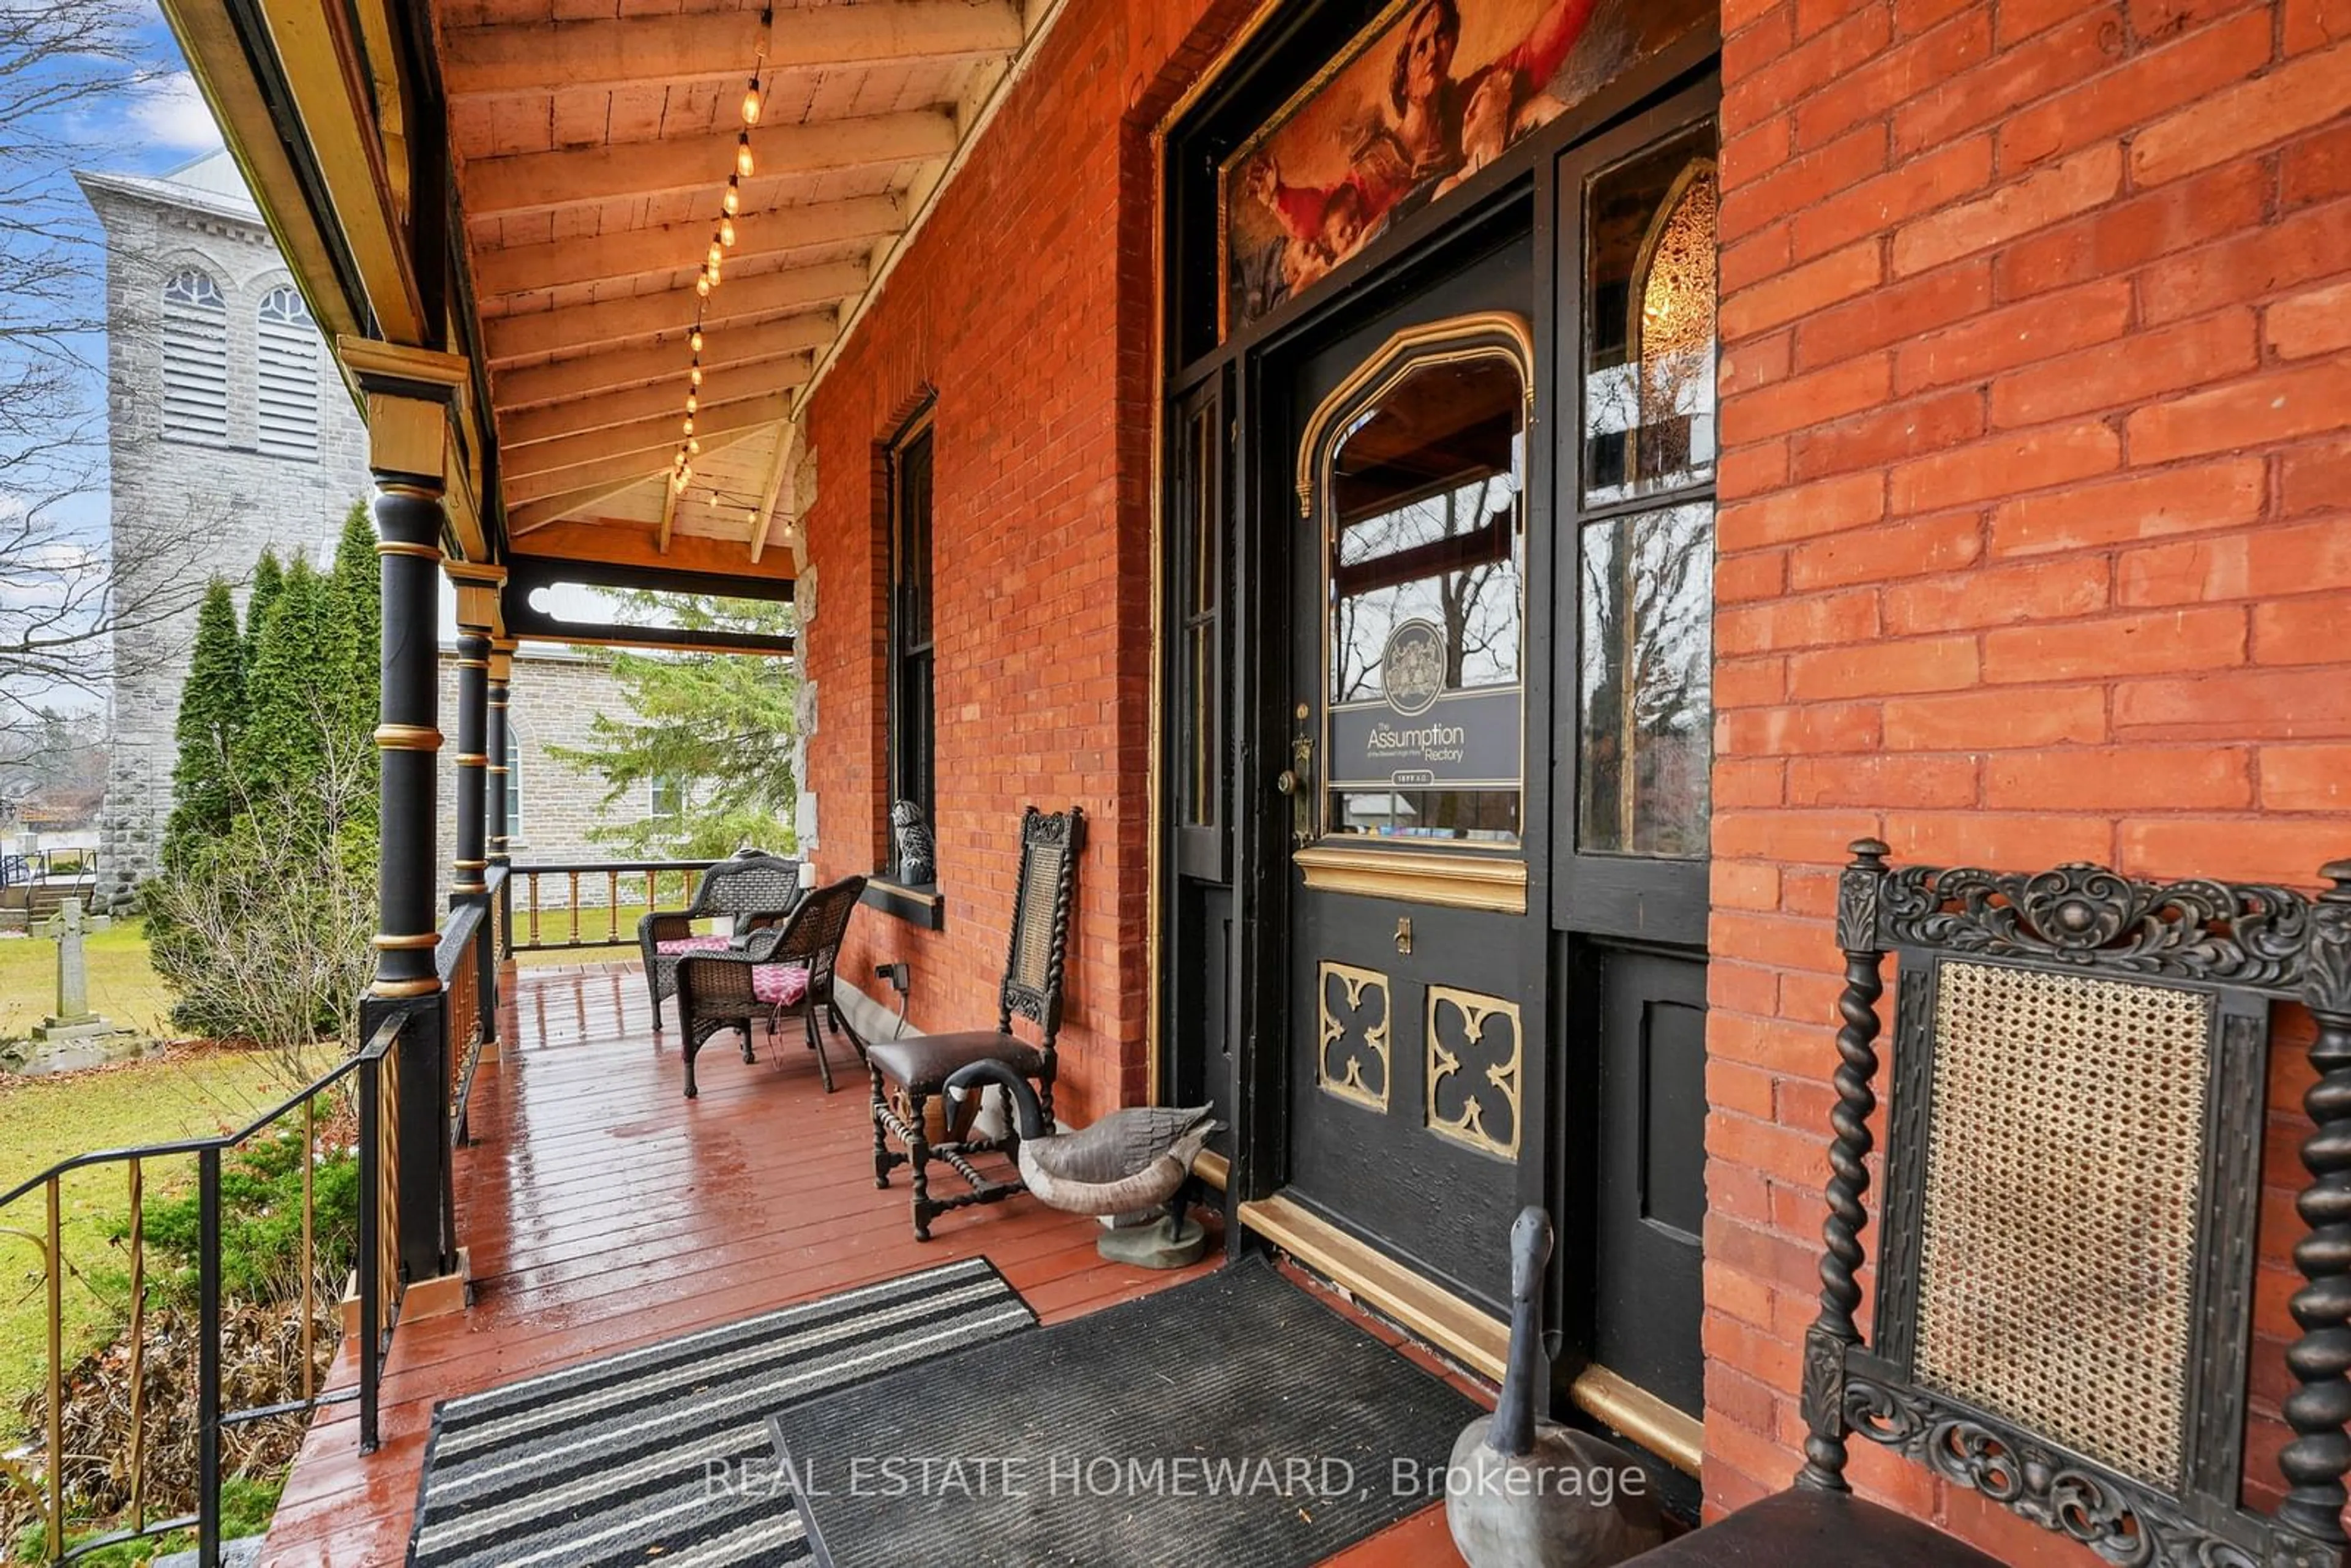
[0,1014,408,1567]
[502,859,718,953]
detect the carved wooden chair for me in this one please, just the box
[1632,843,2351,1568]
[636,848,801,1029]
[673,875,868,1098]
[865,806,1083,1240]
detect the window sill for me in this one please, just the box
[863,877,945,931]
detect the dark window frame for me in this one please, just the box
[887,410,938,891]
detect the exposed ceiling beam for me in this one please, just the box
[495,332,820,411]
[464,110,959,217]
[499,353,819,446]
[656,470,678,556]
[515,520,795,583]
[508,474,659,536]
[484,262,863,364]
[748,422,795,565]
[504,420,768,507]
[503,392,792,484]
[472,196,901,298]
[443,2,1024,98]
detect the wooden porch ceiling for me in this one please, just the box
[443,0,1049,566]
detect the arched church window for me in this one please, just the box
[160,268,228,443]
[256,286,320,460]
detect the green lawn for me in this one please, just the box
[0,920,176,1040]
[0,1043,321,1431]
[511,901,678,966]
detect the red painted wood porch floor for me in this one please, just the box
[257,961,1465,1567]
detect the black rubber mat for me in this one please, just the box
[774,1259,1482,1567]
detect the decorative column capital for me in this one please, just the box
[339,337,468,485]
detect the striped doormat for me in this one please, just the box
[406,1258,1035,1568]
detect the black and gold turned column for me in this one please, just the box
[487,639,514,872]
[341,337,469,1291]
[445,565,503,907]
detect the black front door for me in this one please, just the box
[1278,241,1540,1313]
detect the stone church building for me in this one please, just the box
[80,152,631,903]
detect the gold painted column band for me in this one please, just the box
[375,724,444,750]
[377,541,443,561]
[372,932,439,951]
[456,752,489,767]
[370,976,443,999]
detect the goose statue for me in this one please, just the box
[1447,1207,1663,1567]
[942,1060,1219,1268]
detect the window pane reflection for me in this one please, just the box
[1324,354,1524,844]
[1584,132,1717,505]
[1578,503,1712,858]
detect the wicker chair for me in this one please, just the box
[673,875,869,1098]
[867,806,1082,1240]
[1629,844,2351,1568]
[636,848,801,1029]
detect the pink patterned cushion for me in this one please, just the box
[752,964,810,1007]
[656,936,732,955]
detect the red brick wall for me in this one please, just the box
[797,1,1252,1127]
[1707,0,2351,1556]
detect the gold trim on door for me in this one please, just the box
[1293,845,1529,913]
[1293,312,1535,517]
[1426,986,1523,1160]
[1316,961,1392,1111]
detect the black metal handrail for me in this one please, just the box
[506,858,719,952]
[0,1013,407,1567]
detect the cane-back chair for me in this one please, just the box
[866,806,1084,1240]
[1632,843,2351,1568]
[636,848,801,1028]
[673,875,868,1098]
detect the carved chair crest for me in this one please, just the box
[1801,841,2351,1568]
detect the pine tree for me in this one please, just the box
[235,559,333,824]
[243,549,285,667]
[549,594,798,857]
[159,580,246,869]
[322,501,381,812]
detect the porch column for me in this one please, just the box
[342,338,469,1293]
[446,565,503,906]
[487,640,513,871]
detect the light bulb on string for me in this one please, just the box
[722,178,741,218]
[708,240,724,269]
[689,329,704,354]
[719,216,736,247]
[689,363,703,388]
[686,392,699,414]
[736,133,754,179]
[688,438,702,456]
[696,273,711,298]
[741,74,763,127]
[683,416,696,437]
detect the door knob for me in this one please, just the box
[1279,733,1316,849]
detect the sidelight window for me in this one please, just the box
[1575,127,1717,860]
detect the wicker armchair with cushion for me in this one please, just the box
[868,806,1082,1240]
[673,874,868,1098]
[636,848,801,1029]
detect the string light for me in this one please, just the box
[672,9,773,491]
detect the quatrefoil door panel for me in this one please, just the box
[1427,988,1523,1160]
[1317,962,1392,1110]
